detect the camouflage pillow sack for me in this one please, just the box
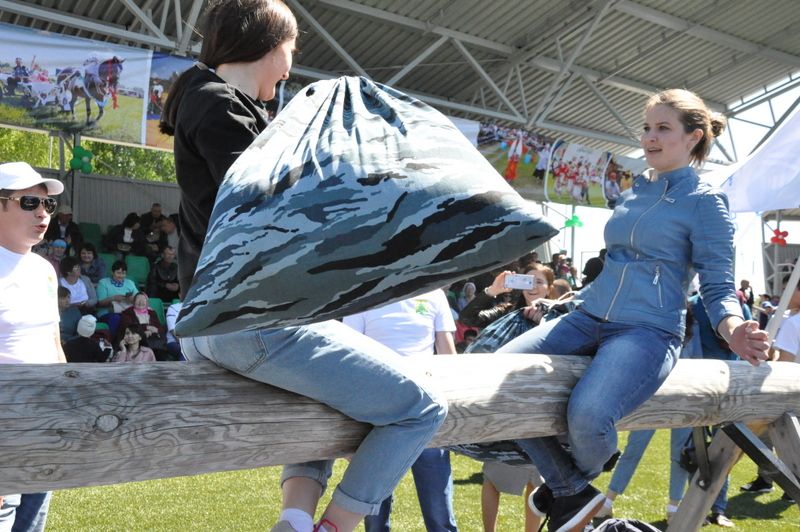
[176,76,558,337]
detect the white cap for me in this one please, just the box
[0,162,64,195]
[77,315,97,338]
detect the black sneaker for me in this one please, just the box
[528,483,554,517]
[547,485,606,532]
[782,492,795,502]
[740,477,773,493]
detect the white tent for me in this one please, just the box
[703,107,800,213]
[703,106,800,338]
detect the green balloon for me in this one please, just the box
[81,162,93,174]
[69,157,82,170]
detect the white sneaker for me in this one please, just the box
[595,502,613,519]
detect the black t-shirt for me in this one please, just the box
[172,67,270,295]
[64,337,107,363]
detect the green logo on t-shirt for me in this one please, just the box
[414,300,430,316]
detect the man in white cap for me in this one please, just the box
[44,203,78,242]
[0,161,66,532]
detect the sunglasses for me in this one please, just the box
[0,195,58,215]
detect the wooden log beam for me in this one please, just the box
[1,355,800,493]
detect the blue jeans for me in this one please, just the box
[0,492,51,532]
[364,448,457,532]
[180,320,447,515]
[609,429,689,501]
[497,310,681,497]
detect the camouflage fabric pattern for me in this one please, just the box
[177,76,557,337]
[446,441,533,466]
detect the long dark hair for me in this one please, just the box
[159,0,297,135]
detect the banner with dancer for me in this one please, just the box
[475,120,649,209]
[602,154,649,209]
[476,123,556,203]
[545,140,610,207]
[0,22,150,145]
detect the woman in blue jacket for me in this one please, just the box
[499,89,771,532]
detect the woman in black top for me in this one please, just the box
[159,2,447,531]
[459,264,557,329]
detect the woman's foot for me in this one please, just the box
[705,512,734,527]
[594,498,613,519]
[740,476,773,493]
[528,483,554,517]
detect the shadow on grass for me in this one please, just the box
[727,491,796,521]
[454,471,483,486]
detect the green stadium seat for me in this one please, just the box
[78,222,103,249]
[99,252,117,273]
[125,255,150,289]
[148,297,166,325]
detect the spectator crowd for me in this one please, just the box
[35,201,183,363]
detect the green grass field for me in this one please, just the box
[0,93,143,144]
[46,430,799,531]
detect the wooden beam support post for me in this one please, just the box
[667,429,742,532]
[769,412,800,505]
[2,356,800,493]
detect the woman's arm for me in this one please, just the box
[149,311,165,336]
[690,192,770,366]
[458,291,513,327]
[716,316,770,366]
[82,276,98,308]
[458,272,515,327]
[95,280,114,307]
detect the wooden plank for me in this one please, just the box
[769,412,800,504]
[667,429,742,532]
[1,356,800,493]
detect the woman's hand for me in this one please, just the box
[521,299,548,324]
[727,320,771,366]
[485,271,513,298]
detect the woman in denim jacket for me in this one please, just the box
[499,89,771,532]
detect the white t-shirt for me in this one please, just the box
[60,276,89,305]
[0,245,60,364]
[774,311,800,361]
[342,289,455,358]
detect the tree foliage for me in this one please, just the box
[0,127,176,182]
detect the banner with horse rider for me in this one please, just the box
[0,22,149,145]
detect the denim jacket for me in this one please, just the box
[579,166,743,339]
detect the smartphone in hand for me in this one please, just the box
[504,273,535,290]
